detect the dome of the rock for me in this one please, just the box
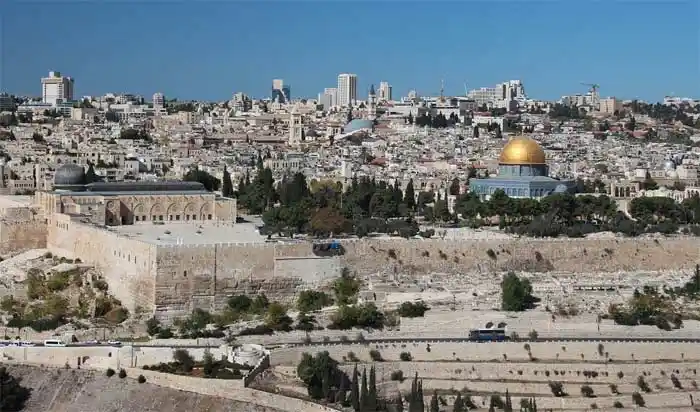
[498,137,546,165]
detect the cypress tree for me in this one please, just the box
[221,166,234,197]
[395,392,404,412]
[360,368,368,411]
[367,366,378,411]
[85,164,98,184]
[504,389,512,412]
[351,365,360,412]
[404,179,416,210]
[429,390,439,412]
[453,392,463,412]
[417,379,424,412]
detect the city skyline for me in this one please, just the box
[2,1,699,101]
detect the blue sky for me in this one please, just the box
[2,1,699,102]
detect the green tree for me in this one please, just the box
[360,368,368,411]
[297,290,333,313]
[367,366,378,411]
[183,167,221,192]
[297,351,345,400]
[265,303,293,331]
[429,390,439,412]
[333,268,361,305]
[453,392,464,412]
[202,349,214,377]
[172,349,195,372]
[404,179,416,210]
[221,166,234,197]
[501,272,537,311]
[350,365,360,412]
[0,366,31,411]
[449,178,460,196]
[85,164,98,184]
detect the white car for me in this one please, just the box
[20,341,35,347]
[85,340,100,345]
[107,340,122,346]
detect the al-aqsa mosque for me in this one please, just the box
[469,136,576,200]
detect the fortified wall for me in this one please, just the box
[47,213,157,313]
[45,211,700,322]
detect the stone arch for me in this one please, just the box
[150,203,163,221]
[133,203,145,214]
[200,202,213,220]
[166,203,183,221]
[183,202,197,221]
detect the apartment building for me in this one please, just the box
[41,71,74,105]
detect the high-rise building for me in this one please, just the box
[41,71,74,105]
[319,87,337,109]
[379,81,392,101]
[271,79,291,103]
[152,93,165,108]
[337,73,357,107]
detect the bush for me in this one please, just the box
[637,375,651,393]
[580,385,594,397]
[118,369,127,379]
[671,374,683,389]
[613,401,623,408]
[347,352,359,362]
[369,349,383,362]
[106,368,115,377]
[390,370,404,381]
[399,352,412,361]
[329,303,385,330]
[549,381,567,397]
[632,391,645,407]
[609,383,619,394]
[397,301,430,318]
[297,290,333,313]
[137,374,146,383]
[501,272,537,311]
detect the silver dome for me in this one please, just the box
[54,164,86,186]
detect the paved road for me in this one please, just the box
[5,336,700,349]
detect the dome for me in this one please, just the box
[54,164,86,186]
[343,119,374,134]
[498,137,546,165]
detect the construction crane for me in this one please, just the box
[581,82,600,107]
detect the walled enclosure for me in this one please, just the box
[45,212,700,321]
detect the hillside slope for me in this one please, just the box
[7,364,283,412]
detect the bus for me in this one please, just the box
[43,339,67,347]
[469,328,507,342]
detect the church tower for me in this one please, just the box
[288,107,303,146]
[367,84,377,120]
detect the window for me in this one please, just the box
[207,214,212,220]
[159,215,163,221]
[142,215,146,221]
[135,216,139,221]
[175,215,180,221]
[152,215,156,221]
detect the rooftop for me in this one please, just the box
[111,222,268,246]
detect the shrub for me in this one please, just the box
[528,329,539,340]
[637,375,651,393]
[671,374,683,389]
[617,371,624,379]
[347,351,359,362]
[632,391,645,407]
[137,374,146,383]
[297,290,333,313]
[580,385,594,398]
[118,369,127,379]
[369,349,383,362]
[590,403,598,409]
[399,352,412,361]
[609,383,619,394]
[549,381,566,397]
[390,370,404,381]
[105,368,115,377]
[613,401,623,408]
[397,301,430,317]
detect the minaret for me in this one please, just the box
[368,84,377,120]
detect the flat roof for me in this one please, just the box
[112,222,268,246]
[0,195,33,209]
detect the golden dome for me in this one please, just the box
[498,137,546,165]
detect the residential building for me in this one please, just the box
[378,81,392,101]
[41,71,74,105]
[599,97,622,115]
[0,93,15,111]
[337,73,357,107]
[319,88,337,109]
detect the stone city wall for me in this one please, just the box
[0,219,47,255]
[47,214,157,312]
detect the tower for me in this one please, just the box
[337,73,357,106]
[367,84,377,120]
[288,107,303,146]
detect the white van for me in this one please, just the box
[43,339,66,347]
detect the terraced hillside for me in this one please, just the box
[6,364,283,412]
[266,341,700,411]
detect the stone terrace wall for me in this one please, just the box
[47,214,157,312]
[335,237,700,275]
[271,341,700,366]
[127,368,341,412]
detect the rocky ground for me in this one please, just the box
[7,364,284,412]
